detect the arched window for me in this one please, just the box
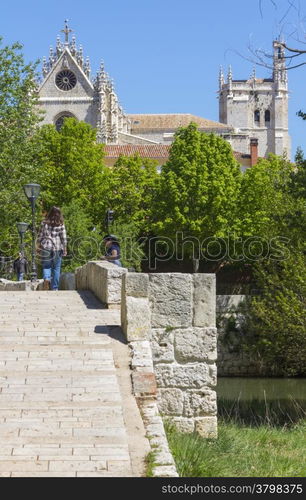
[265,110,270,124]
[54,112,77,131]
[254,110,260,125]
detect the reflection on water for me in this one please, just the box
[217,377,306,401]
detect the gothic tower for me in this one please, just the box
[37,21,130,143]
[218,41,290,158]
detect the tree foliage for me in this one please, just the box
[241,252,306,376]
[152,123,242,257]
[238,154,294,239]
[30,118,109,225]
[107,154,159,232]
[0,38,42,263]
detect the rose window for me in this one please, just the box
[55,70,77,91]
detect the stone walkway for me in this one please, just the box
[0,291,150,477]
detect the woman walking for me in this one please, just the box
[37,206,67,290]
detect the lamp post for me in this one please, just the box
[23,183,41,281]
[16,222,28,256]
[105,208,114,232]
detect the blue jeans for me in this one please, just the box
[42,250,62,290]
[18,273,24,281]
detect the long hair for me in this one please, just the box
[45,206,64,227]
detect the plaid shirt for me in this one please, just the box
[38,222,67,252]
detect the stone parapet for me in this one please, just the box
[0,279,44,291]
[121,272,217,438]
[75,261,127,307]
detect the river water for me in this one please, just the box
[217,377,306,401]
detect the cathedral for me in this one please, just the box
[37,22,291,167]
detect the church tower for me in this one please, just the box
[37,21,130,143]
[218,41,290,158]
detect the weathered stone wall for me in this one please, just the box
[121,272,217,437]
[75,261,127,307]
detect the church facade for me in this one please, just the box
[37,23,291,164]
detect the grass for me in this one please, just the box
[165,420,306,477]
[145,450,157,477]
[164,398,306,477]
[218,396,306,427]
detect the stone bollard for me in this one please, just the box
[75,261,127,307]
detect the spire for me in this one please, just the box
[273,40,287,85]
[42,56,49,78]
[84,56,91,78]
[228,65,232,83]
[56,35,63,57]
[227,65,233,96]
[49,46,55,67]
[219,66,224,89]
[251,67,256,80]
[61,19,73,45]
[77,45,84,68]
[70,35,77,56]
[95,61,106,90]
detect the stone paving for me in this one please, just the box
[0,291,150,477]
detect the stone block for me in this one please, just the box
[183,389,217,417]
[151,328,174,364]
[171,417,195,433]
[152,465,179,477]
[154,363,217,389]
[195,416,218,438]
[174,327,217,363]
[59,273,76,290]
[75,261,126,305]
[149,274,192,327]
[129,341,154,370]
[121,296,151,341]
[132,372,157,396]
[123,272,149,298]
[193,274,216,327]
[75,265,87,290]
[157,388,184,416]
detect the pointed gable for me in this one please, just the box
[39,48,94,99]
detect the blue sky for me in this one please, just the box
[1,0,306,159]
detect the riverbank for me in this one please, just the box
[164,420,306,477]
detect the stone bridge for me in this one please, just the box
[0,262,217,477]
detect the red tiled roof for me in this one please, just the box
[104,144,171,158]
[104,145,257,167]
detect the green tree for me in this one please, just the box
[241,251,306,376]
[60,199,101,272]
[31,118,109,226]
[152,123,242,258]
[110,221,146,271]
[0,38,42,269]
[238,154,294,239]
[292,147,306,200]
[108,154,159,232]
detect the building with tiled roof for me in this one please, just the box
[37,23,289,167]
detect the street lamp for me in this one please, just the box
[23,183,41,281]
[105,208,114,232]
[16,222,28,255]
